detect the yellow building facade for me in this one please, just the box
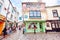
[22,2,47,33]
[46,5,60,32]
[22,2,60,33]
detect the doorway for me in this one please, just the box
[51,21,60,32]
[39,23,42,32]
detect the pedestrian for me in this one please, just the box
[3,27,7,38]
[23,26,26,34]
[6,27,10,35]
[34,24,37,34]
[19,25,21,30]
[13,26,16,32]
[9,27,12,34]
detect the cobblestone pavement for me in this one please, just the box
[2,29,60,40]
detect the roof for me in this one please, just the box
[46,5,60,8]
[22,2,45,4]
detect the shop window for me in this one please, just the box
[59,24,60,28]
[47,23,50,27]
[52,10,58,17]
[52,23,55,28]
[56,24,58,28]
[28,22,37,29]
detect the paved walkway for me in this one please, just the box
[2,28,60,40]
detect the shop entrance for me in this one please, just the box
[51,23,60,32]
[46,20,60,32]
[25,21,46,33]
[39,23,42,32]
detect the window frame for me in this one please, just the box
[29,10,41,18]
[52,10,58,17]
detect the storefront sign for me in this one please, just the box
[0,14,6,20]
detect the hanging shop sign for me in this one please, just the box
[0,14,6,21]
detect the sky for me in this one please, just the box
[10,0,60,21]
[10,0,60,12]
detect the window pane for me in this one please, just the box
[30,13,33,16]
[52,10,58,17]
[47,23,50,27]
[26,3,40,8]
[26,3,33,7]
[52,24,55,28]
[30,11,33,16]
[29,10,41,18]
[53,13,57,17]
[37,12,40,16]
[34,11,36,16]
[56,24,58,28]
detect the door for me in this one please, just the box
[39,23,42,32]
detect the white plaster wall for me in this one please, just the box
[46,7,60,20]
[41,12,47,20]
[0,0,17,22]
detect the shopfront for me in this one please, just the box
[0,14,6,34]
[24,20,46,33]
[46,20,60,32]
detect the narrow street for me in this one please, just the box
[0,0,60,40]
[2,28,60,40]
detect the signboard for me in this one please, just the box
[0,14,6,20]
[19,17,22,20]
